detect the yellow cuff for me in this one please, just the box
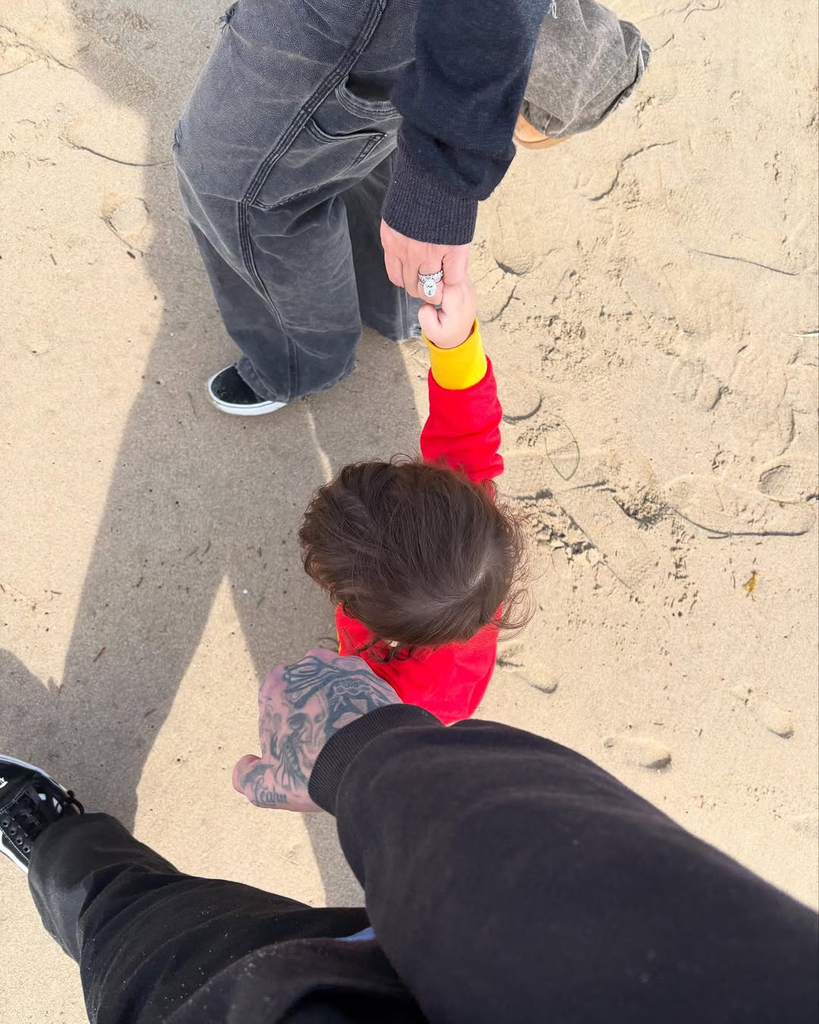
[424,321,487,390]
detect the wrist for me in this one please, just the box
[428,340,470,351]
[309,704,441,813]
[424,321,487,389]
[427,327,474,351]
[382,139,478,246]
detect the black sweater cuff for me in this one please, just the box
[382,140,478,246]
[309,704,442,813]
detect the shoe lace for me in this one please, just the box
[64,790,85,814]
[1,786,84,855]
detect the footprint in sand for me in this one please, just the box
[665,475,815,536]
[667,358,724,411]
[474,218,537,323]
[487,210,536,278]
[495,648,559,698]
[730,687,795,738]
[757,457,819,504]
[480,266,519,322]
[495,639,526,670]
[501,412,581,492]
[507,670,559,696]
[498,376,542,424]
[502,431,670,595]
[603,734,672,771]
[620,262,675,323]
[102,194,151,251]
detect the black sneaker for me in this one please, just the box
[207,364,287,417]
[0,756,84,873]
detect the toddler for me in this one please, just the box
[299,281,530,723]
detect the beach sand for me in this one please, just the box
[1,0,817,1019]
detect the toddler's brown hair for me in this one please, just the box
[299,457,531,654]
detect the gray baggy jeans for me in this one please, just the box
[174,0,650,403]
[174,0,422,403]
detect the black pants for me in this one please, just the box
[29,814,373,1024]
[27,726,819,1024]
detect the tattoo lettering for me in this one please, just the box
[238,763,289,807]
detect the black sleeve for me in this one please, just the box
[310,708,818,1024]
[381,0,552,245]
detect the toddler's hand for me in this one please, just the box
[418,279,477,350]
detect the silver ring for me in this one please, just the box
[418,269,444,299]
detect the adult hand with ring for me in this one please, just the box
[380,220,469,303]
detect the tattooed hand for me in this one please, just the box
[233,648,402,811]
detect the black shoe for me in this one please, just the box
[0,756,84,873]
[207,364,287,417]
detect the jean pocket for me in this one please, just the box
[333,75,400,123]
[254,79,400,210]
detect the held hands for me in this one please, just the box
[418,279,477,350]
[233,649,402,812]
[381,220,469,304]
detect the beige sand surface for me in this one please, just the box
[1,0,817,1019]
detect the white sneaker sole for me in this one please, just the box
[206,369,287,417]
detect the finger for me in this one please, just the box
[417,301,443,340]
[405,256,422,300]
[417,261,444,304]
[233,754,261,795]
[233,756,289,809]
[437,280,467,317]
[442,245,469,285]
[384,252,405,290]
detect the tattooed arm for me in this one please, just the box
[233,649,402,812]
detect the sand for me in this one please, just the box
[1,0,817,1019]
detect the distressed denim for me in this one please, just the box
[174,0,650,402]
[522,0,651,139]
[174,0,422,403]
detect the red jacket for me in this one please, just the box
[337,346,503,723]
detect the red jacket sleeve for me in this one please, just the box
[420,358,503,484]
